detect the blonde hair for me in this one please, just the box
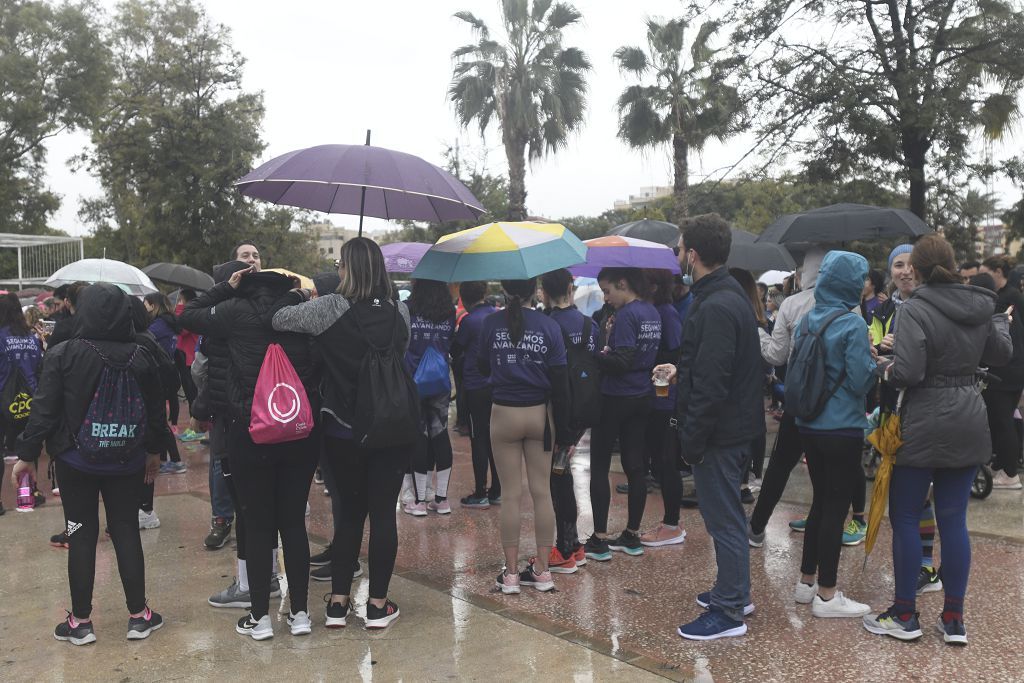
[337,237,394,302]
[24,305,43,327]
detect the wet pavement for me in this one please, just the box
[2,415,1024,681]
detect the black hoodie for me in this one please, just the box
[16,284,170,471]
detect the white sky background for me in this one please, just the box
[43,0,1022,237]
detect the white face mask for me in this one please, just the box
[681,251,695,287]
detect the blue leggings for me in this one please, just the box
[889,465,975,610]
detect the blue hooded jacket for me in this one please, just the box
[794,250,876,431]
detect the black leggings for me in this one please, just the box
[590,394,653,534]
[228,422,318,619]
[800,434,862,588]
[56,460,147,619]
[551,469,578,556]
[174,349,197,408]
[221,456,247,560]
[466,386,500,497]
[325,436,410,600]
[646,409,683,526]
[985,388,1022,477]
[750,412,802,534]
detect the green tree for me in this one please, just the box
[614,18,743,219]
[0,0,110,233]
[448,0,591,221]
[733,0,1024,219]
[78,0,314,274]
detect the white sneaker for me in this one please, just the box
[794,580,818,604]
[992,472,1023,490]
[403,501,427,517]
[236,613,273,640]
[138,509,161,529]
[287,611,312,636]
[812,592,871,618]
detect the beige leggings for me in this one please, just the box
[490,403,556,549]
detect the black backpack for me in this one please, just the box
[0,366,34,433]
[350,301,421,448]
[785,310,850,421]
[75,340,148,464]
[561,315,601,431]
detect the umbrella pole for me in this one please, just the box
[358,129,371,237]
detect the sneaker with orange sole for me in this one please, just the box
[530,547,577,574]
[573,544,587,567]
[640,523,687,547]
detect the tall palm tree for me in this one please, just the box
[449,0,590,221]
[615,18,742,219]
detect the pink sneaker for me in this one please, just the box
[427,500,451,515]
[640,523,687,547]
[403,501,427,517]
[495,568,521,594]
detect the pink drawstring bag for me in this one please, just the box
[249,344,313,444]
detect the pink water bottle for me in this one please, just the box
[16,472,35,512]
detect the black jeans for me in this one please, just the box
[590,394,653,533]
[228,422,318,619]
[984,388,1023,477]
[749,412,803,535]
[56,460,147,619]
[799,434,862,588]
[325,436,411,600]
[466,386,500,497]
[646,409,683,526]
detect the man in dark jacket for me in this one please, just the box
[655,213,765,641]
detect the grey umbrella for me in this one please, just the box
[756,203,932,244]
[606,219,679,247]
[143,263,215,291]
[727,239,797,271]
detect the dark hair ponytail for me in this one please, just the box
[910,234,960,286]
[501,278,536,345]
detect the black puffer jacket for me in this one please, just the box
[180,274,320,423]
[202,260,249,416]
[16,284,169,463]
[989,285,1024,392]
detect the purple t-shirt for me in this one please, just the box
[655,302,683,410]
[455,304,496,391]
[600,299,662,397]
[548,306,598,352]
[0,328,42,393]
[405,312,455,375]
[479,308,567,404]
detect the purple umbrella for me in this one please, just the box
[381,242,431,273]
[235,132,486,235]
[569,235,680,277]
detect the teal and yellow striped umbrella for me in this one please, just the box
[411,221,587,283]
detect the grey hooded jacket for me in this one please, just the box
[889,284,1012,468]
[759,248,825,366]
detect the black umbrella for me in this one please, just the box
[728,240,797,271]
[756,203,932,244]
[731,228,758,244]
[606,219,679,247]
[143,263,215,291]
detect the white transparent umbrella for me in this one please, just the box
[46,258,158,295]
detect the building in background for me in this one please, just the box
[303,221,359,259]
[612,186,672,212]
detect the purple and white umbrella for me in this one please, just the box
[381,242,431,274]
[235,134,486,235]
[568,235,680,277]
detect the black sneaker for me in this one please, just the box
[460,493,490,509]
[741,488,755,505]
[204,517,232,550]
[615,482,630,494]
[310,545,332,566]
[917,566,942,595]
[54,613,96,646]
[365,599,400,629]
[311,563,331,582]
[50,530,70,548]
[584,535,612,561]
[607,530,644,556]
[324,596,351,628]
[127,607,164,640]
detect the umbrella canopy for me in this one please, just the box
[757,270,793,286]
[235,142,486,234]
[569,235,680,277]
[728,240,797,272]
[731,228,758,244]
[573,276,605,317]
[606,219,679,247]
[864,390,905,561]
[143,262,215,291]
[381,242,431,274]
[411,222,587,283]
[46,258,158,295]
[264,268,314,290]
[757,203,933,244]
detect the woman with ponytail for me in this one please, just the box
[864,234,1012,644]
[479,278,572,594]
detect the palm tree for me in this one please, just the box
[449,1,590,221]
[615,19,742,219]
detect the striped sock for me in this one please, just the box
[894,597,915,620]
[942,595,964,623]
[920,503,936,569]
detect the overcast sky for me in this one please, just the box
[43,0,1022,236]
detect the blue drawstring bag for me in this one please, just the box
[413,346,451,398]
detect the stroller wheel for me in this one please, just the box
[971,465,993,500]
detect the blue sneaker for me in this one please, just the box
[584,535,612,562]
[695,591,755,616]
[677,606,747,641]
[460,494,490,509]
[842,519,867,546]
[789,518,807,532]
[607,530,644,556]
[936,616,967,645]
[862,607,923,641]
